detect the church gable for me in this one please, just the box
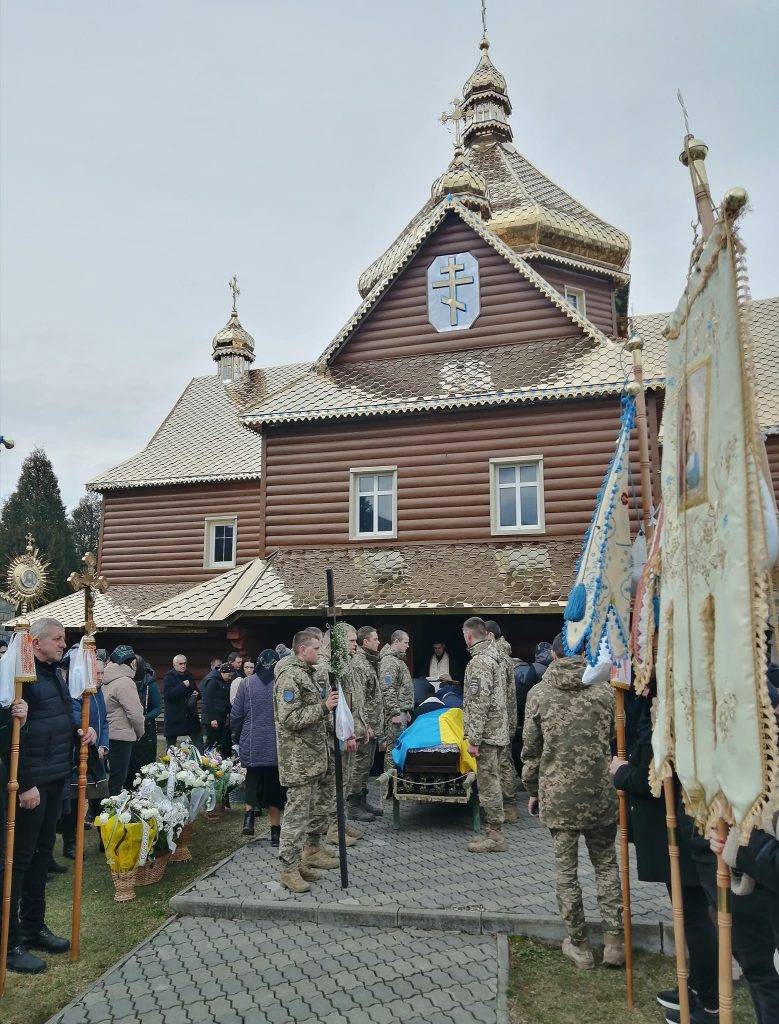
[331,210,587,365]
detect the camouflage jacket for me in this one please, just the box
[463,638,509,748]
[339,657,369,742]
[351,647,383,738]
[521,655,616,831]
[273,655,331,786]
[492,636,518,735]
[378,644,414,726]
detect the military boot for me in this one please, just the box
[327,824,358,847]
[345,822,363,840]
[561,937,595,970]
[347,794,374,822]
[297,863,322,883]
[503,801,519,824]
[279,867,310,894]
[602,933,626,967]
[301,843,340,870]
[363,789,383,817]
[467,824,507,853]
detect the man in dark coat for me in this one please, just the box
[0,618,96,974]
[202,662,233,755]
[162,654,203,751]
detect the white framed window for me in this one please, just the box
[564,286,586,317]
[490,457,545,535]
[349,467,397,540]
[204,515,237,569]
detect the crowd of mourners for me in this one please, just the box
[0,619,778,1024]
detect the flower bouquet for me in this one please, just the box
[95,792,161,901]
[201,752,247,819]
[132,779,190,884]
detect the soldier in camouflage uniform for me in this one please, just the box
[485,621,520,823]
[348,626,383,820]
[378,630,413,771]
[462,616,509,853]
[521,633,624,970]
[273,630,340,893]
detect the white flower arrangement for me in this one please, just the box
[96,791,163,866]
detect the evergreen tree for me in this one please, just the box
[0,448,78,600]
[69,491,102,561]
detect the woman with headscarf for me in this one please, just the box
[103,645,145,796]
[230,649,285,842]
[125,655,162,787]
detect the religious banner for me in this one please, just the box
[652,205,778,836]
[631,503,663,695]
[68,636,97,700]
[563,394,635,665]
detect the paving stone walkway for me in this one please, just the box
[49,917,506,1024]
[47,790,671,1023]
[175,793,670,938]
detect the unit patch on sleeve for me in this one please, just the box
[282,688,295,703]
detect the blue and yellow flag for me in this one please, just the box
[391,707,477,774]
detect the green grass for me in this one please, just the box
[508,936,756,1024]
[2,808,253,1024]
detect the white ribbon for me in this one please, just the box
[0,632,19,708]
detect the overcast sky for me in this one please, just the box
[1,0,777,510]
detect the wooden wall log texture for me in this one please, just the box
[99,480,262,584]
[334,214,583,364]
[263,398,646,550]
[530,259,617,337]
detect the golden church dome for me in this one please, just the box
[431,148,491,218]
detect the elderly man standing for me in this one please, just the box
[162,654,203,752]
[522,633,624,970]
[485,621,519,823]
[349,626,383,820]
[0,617,97,974]
[274,630,339,893]
[379,629,413,771]
[462,616,508,854]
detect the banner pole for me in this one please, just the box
[70,635,97,960]
[325,569,348,889]
[613,680,634,1008]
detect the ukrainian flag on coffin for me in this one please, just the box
[391,707,477,774]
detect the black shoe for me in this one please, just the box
[6,945,46,974]
[62,843,76,860]
[347,795,374,823]
[665,1005,718,1024]
[363,790,383,817]
[657,988,681,1011]
[23,926,70,954]
[270,825,281,848]
[48,857,68,875]
[241,810,255,836]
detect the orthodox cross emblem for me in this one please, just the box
[426,252,480,333]
[67,551,108,636]
[229,274,240,313]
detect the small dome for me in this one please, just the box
[431,149,491,218]
[212,310,255,358]
[463,36,508,101]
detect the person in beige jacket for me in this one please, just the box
[103,645,145,795]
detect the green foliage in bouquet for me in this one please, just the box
[330,621,351,683]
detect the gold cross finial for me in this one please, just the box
[677,89,691,136]
[229,274,240,314]
[68,551,108,637]
[440,95,464,148]
[25,532,34,555]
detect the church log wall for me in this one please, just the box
[334,215,583,365]
[98,480,262,584]
[262,398,646,550]
[767,435,779,500]
[529,260,617,337]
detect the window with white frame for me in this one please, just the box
[204,515,237,568]
[350,468,397,539]
[490,457,545,535]
[564,286,586,317]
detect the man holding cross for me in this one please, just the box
[1,617,97,974]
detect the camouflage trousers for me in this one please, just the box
[499,744,518,801]
[475,743,504,827]
[278,764,336,871]
[350,737,377,797]
[383,721,404,772]
[550,824,622,943]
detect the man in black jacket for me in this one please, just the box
[1,617,96,974]
[202,662,233,756]
[162,654,203,751]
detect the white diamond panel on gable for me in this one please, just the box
[427,251,480,332]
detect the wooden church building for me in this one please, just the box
[22,29,779,679]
